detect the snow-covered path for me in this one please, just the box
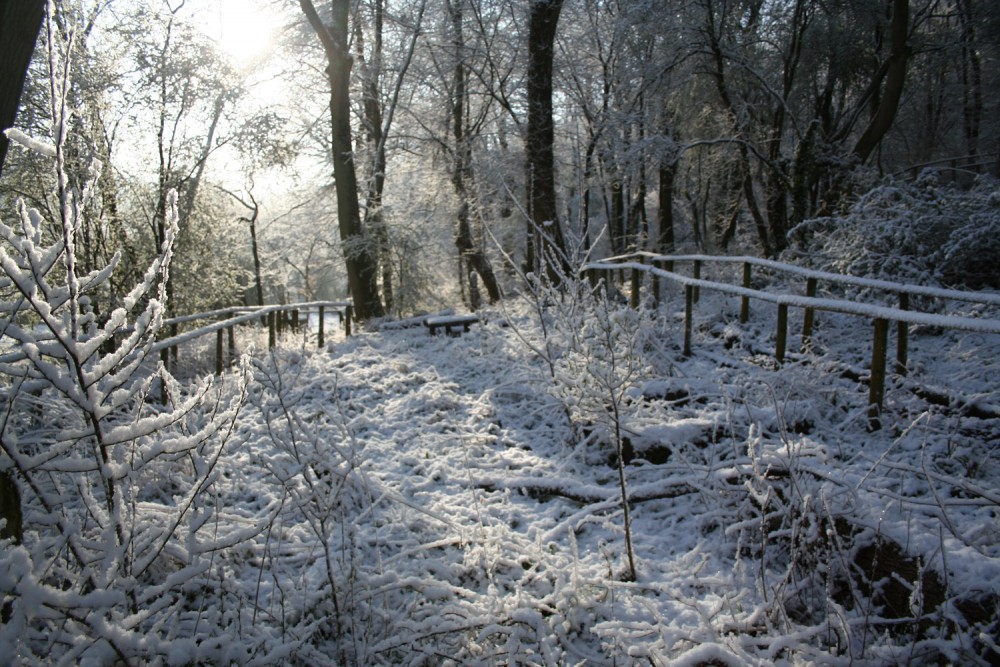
[211,294,1000,665]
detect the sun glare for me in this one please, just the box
[214,0,276,67]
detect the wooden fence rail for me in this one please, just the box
[154,301,353,377]
[583,253,1000,430]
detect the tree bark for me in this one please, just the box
[299,0,384,320]
[525,0,570,283]
[852,0,910,164]
[356,0,393,312]
[448,0,500,307]
[657,153,676,255]
[0,0,45,177]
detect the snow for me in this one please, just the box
[95,284,994,663]
[4,273,1000,663]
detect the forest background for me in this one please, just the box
[2,0,998,323]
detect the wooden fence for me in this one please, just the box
[154,301,353,377]
[583,253,1000,430]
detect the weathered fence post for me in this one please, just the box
[776,303,788,363]
[693,259,702,304]
[318,305,325,348]
[227,325,236,363]
[215,328,224,376]
[292,308,300,333]
[801,277,817,352]
[344,305,353,337]
[268,311,276,349]
[868,318,890,431]
[740,262,751,323]
[896,292,909,376]
[684,284,694,356]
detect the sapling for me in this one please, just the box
[544,278,649,582]
[0,14,260,663]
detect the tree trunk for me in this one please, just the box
[299,0,384,320]
[248,200,264,307]
[957,0,983,167]
[703,0,773,256]
[0,0,45,177]
[448,0,500,306]
[657,154,676,255]
[852,0,910,164]
[357,0,394,313]
[525,0,570,283]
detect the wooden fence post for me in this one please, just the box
[292,308,300,333]
[801,277,817,352]
[693,259,702,304]
[215,329,224,376]
[684,284,693,356]
[740,262,751,323]
[776,303,788,364]
[896,292,909,376]
[227,325,235,364]
[268,311,276,349]
[344,305,353,337]
[318,305,325,348]
[868,318,889,431]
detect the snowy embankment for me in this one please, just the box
[207,288,1000,665]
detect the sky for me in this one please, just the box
[189,0,279,68]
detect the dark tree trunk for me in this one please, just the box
[448,0,500,307]
[300,0,384,320]
[957,0,983,167]
[248,198,264,307]
[609,173,625,256]
[657,155,676,255]
[357,0,394,312]
[0,0,45,177]
[525,0,569,283]
[852,0,910,164]
[703,0,773,256]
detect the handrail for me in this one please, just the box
[584,259,1000,335]
[155,301,354,377]
[582,254,1000,430]
[0,300,354,378]
[160,301,353,328]
[599,251,1000,308]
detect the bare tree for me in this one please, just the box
[447,0,501,308]
[525,0,570,283]
[298,0,385,320]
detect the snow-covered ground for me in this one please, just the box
[180,282,1000,666]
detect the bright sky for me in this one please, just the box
[192,0,278,68]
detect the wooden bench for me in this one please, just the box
[425,314,479,336]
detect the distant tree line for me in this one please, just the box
[2,0,997,320]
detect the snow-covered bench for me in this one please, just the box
[425,314,479,336]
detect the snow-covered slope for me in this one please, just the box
[193,289,1000,665]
